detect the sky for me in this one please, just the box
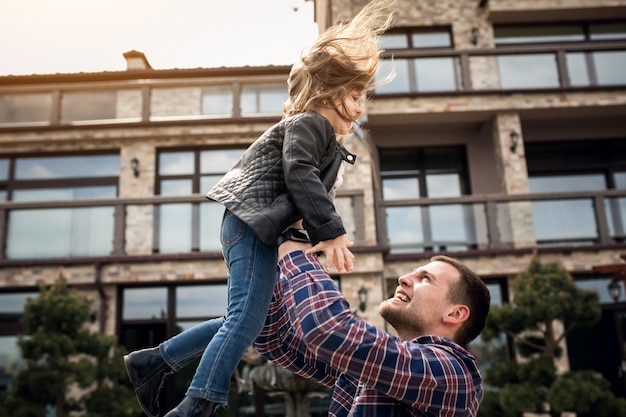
[0,0,319,76]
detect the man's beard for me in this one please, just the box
[379,301,425,337]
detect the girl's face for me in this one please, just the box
[316,90,364,135]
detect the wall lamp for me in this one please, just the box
[510,130,520,153]
[358,286,369,312]
[608,280,622,303]
[470,27,479,45]
[131,157,140,178]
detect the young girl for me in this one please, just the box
[124,1,394,416]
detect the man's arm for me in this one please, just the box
[276,243,483,416]
[253,249,339,388]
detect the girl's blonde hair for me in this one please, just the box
[284,0,395,118]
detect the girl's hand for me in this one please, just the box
[306,234,355,273]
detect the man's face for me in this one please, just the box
[379,261,460,340]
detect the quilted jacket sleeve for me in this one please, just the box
[282,113,346,243]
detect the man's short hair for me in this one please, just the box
[431,255,491,346]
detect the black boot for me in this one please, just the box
[164,396,219,417]
[124,347,173,417]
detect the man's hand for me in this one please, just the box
[306,234,354,273]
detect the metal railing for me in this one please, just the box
[0,189,623,261]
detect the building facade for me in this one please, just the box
[1,0,625,415]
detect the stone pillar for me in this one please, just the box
[120,144,156,255]
[492,112,535,248]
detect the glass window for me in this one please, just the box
[122,287,168,320]
[176,285,228,318]
[15,155,120,179]
[527,140,626,244]
[0,93,52,125]
[426,173,462,198]
[566,52,591,87]
[386,206,424,253]
[159,204,193,253]
[494,25,584,45]
[13,186,117,201]
[415,57,457,92]
[7,206,115,258]
[411,31,452,48]
[0,336,27,394]
[576,278,620,305]
[0,158,8,181]
[498,54,560,89]
[375,59,411,94]
[5,154,119,259]
[529,175,606,245]
[376,28,456,94]
[608,172,626,240]
[202,86,232,116]
[382,28,452,49]
[200,149,244,252]
[380,33,408,49]
[376,57,458,93]
[61,91,116,123]
[156,149,245,254]
[529,175,606,193]
[159,151,194,176]
[241,85,287,115]
[380,146,473,252]
[590,22,626,41]
[382,177,419,200]
[200,149,245,190]
[593,51,626,86]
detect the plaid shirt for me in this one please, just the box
[254,251,483,417]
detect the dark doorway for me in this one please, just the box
[567,306,625,397]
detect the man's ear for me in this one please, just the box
[442,305,470,325]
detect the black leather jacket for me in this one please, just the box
[206,110,356,245]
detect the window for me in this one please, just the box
[2,154,119,259]
[0,292,38,394]
[119,283,228,412]
[526,140,626,245]
[0,93,52,125]
[498,54,561,89]
[201,86,233,117]
[380,146,476,253]
[156,149,244,253]
[494,25,585,45]
[495,22,626,88]
[240,84,287,116]
[375,28,458,94]
[61,91,117,123]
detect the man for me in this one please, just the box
[125,233,490,417]
[254,233,491,417]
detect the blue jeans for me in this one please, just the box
[159,209,278,404]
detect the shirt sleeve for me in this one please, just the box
[276,251,483,417]
[253,269,340,388]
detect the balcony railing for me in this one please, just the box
[0,189,623,261]
[0,190,366,261]
[376,41,626,94]
[382,189,626,253]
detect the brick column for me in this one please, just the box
[492,112,536,248]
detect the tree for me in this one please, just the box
[0,274,140,417]
[479,256,626,417]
